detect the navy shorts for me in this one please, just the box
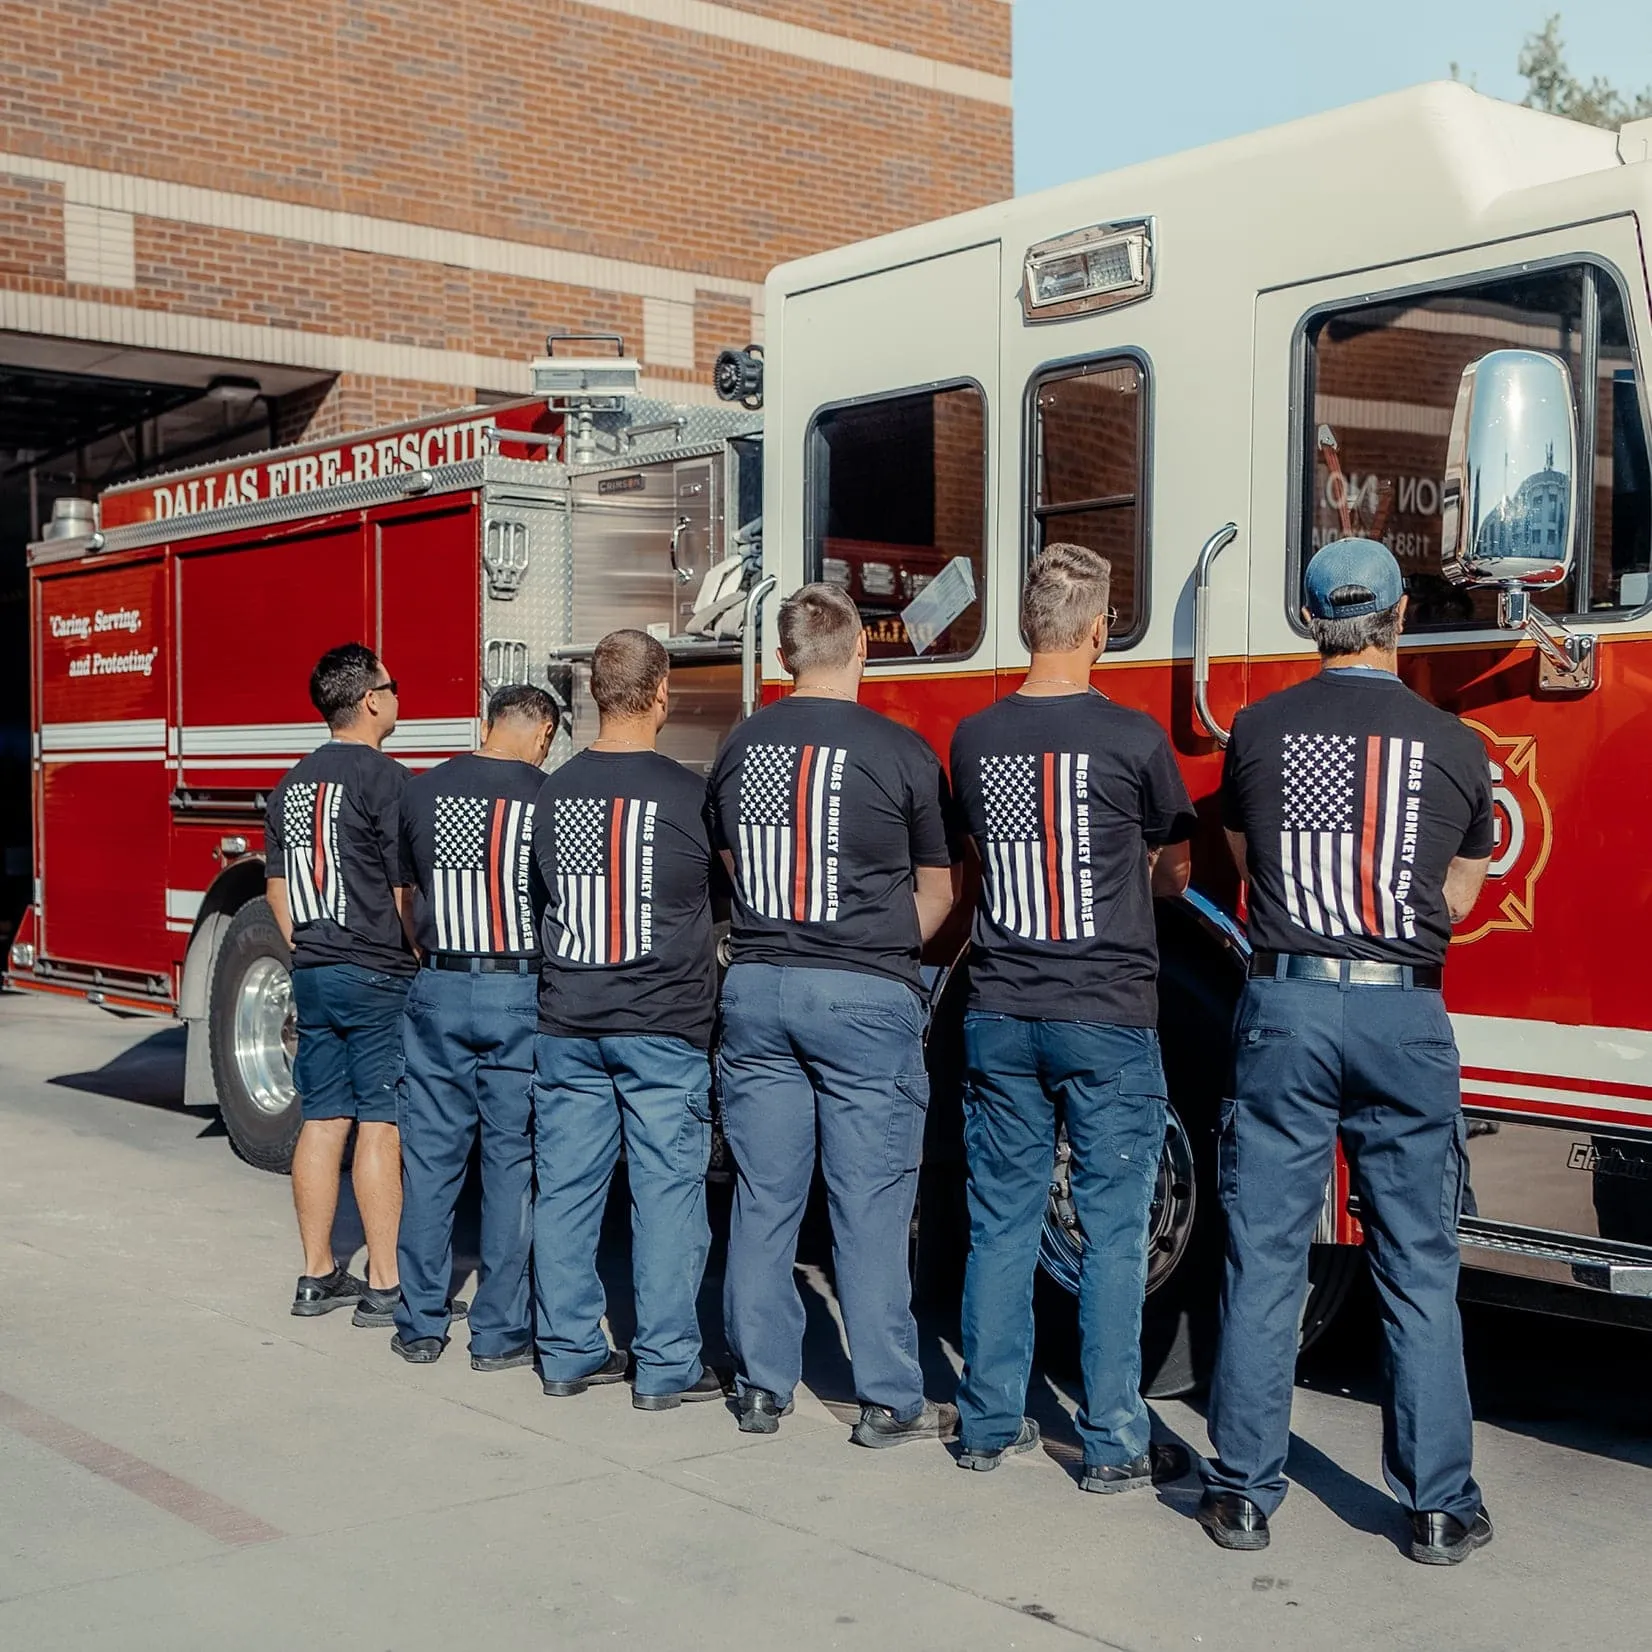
[291,963,411,1124]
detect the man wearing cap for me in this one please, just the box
[1198,539,1496,1566]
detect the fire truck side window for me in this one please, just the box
[1028,357,1147,648]
[1303,263,1652,628]
[806,384,987,662]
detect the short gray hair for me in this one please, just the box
[1021,543,1112,652]
[1306,590,1402,658]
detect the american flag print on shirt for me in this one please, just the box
[432,794,536,953]
[979,752,1095,941]
[283,781,346,927]
[549,795,659,963]
[735,742,847,922]
[1280,733,1426,941]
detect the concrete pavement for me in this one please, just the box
[1,988,1648,1651]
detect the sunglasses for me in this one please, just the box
[369,678,399,697]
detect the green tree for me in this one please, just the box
[1517,14,1652,128]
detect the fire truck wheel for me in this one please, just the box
[208,897,302,1173]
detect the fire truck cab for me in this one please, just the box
[745,81,1652,1384]
[15,82,1652,1392]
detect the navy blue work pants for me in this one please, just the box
[718,962,929,1420]
[532,1033,713,1396]
[1203,972,1480,1521]
[393,966,536,1357]
[959,1013,1167,1466]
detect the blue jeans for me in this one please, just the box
[718,962,929,1419]
[1203,974,1479,1521]
[393,967,536,1356]
[959,1012,1167,1465]
[532,1033,712,1395]
[291,963,410,1123]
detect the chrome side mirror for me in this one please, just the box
[1442,348,1577,590]
[1441,348,1595,693]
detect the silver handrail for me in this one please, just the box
[740,573,778,720]
[1192,522,1239,747]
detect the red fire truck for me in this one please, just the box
[14,84,1652,1393]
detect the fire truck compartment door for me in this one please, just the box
[34,559,171,974]
[773,241,1000,677]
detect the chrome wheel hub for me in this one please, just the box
[232,956,297,1116]
[1038,1106,1199,1297]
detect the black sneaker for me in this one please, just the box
[1196,1491,1272,1550]
[850,1399,959,1450]
[291,1265,364,1317]
[735,1389,793,1435]
[351,1282,402,1328]
[957,1418,1041,1471]
[391,1334,445,1364]
[471,1345,533,1373]
[541,1349,628,1397]
[1410,1507,1494,1566]
[1080,1440,1191,1495]
[634,1367,726,1411]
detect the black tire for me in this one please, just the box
[208,897,302,1173]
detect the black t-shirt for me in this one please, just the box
[265,740,416,975]
[704,696,956,987]
[1220,670,1495,967]
[399,753,546,958]
[532,749,716,1048]
[950,690,1197,1026]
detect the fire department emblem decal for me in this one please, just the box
[1453,721,1552,946]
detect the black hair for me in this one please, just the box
[486,682,560,731]
[308,642,383,729]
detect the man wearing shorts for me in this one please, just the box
[266,642,418,1326]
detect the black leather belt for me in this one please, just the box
[426,953,537,974]
[1249,950,1441,991]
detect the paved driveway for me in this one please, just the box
[1,990,1647,1650]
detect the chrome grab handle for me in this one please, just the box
[1192,522,1239,747]
[669,515,694,585]
[740,573,778,720]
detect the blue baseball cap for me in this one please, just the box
[1303,538,1404,620]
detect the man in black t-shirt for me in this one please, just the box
[1198,539,1496,1567]
[266,643,416,1324]
[705,583,960,1445]
[531,631,723,1409]
[392,684,558,1370]
[950,544,1197,1490]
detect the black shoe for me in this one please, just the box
[958,1418,1041,1471]
[850,1399,960,1450]
[1410,1507,1494,1566]
[351,1282,402,1328]
[291,1265,364,1317]
[634,1367,727,1411]
[541,1349,628,1397]
[735,1389,794,1435]
[1196,1491,1271,1550]
[391,1334,445,1364]
[1081,1440,1191,1495]
[470,1345,533,1372]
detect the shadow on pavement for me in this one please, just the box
[47,1026,226,1138]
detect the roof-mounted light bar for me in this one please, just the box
[1021,218,1154,323]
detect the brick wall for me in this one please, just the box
[0,0,1012,435]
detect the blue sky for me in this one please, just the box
[1012,1,1652,195]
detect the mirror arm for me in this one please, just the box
[1192,522,1239,747]
[1498,587,1596,680]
